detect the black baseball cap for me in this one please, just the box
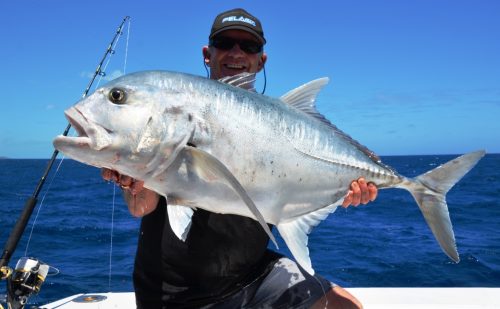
[209,8,266,45]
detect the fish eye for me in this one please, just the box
[108,88,127,104]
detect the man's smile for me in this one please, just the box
[224,63,247,70]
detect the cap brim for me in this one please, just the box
[210,25,266,45]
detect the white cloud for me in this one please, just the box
[101,69,124,81]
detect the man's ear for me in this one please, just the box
[258,52,268,71]
[202,46,210,64]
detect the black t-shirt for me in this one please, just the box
[133,197,281,308]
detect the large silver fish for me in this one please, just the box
[53,71,485,275]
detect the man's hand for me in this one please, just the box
[342,178,377,208]
[101,168,159,217]
[101,168,145,196]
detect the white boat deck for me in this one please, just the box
[347,288,500,308]
[40,288,500,308]
[40,292,135,308]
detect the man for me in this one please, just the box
[103,8,377,308]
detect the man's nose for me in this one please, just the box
[227,43,245,56]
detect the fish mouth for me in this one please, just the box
[53,107,112,151]
[67,108,91,144]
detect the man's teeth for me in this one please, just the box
[226,64,245,69]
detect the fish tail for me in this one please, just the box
[406,150,485,262]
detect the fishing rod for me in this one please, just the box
[0,16,130,308]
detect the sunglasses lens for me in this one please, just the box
[212,38,235,50]
[211,37,262,54]
[239,41,262,54]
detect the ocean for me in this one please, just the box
[0,154,499,305]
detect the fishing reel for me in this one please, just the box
[1,257,50,309]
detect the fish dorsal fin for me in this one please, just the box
[282,78,384,166]
[280,78,332,126]
[276,202,340,276]
[218,72,256,92]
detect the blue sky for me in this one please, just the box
[1,0,498,158]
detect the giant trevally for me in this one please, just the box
[53,71,485,275]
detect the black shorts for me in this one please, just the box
[202,257,334,309]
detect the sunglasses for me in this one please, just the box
[210,36,263,54]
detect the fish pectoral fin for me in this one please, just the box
[183,146,278,248]
[145,128,195,179]
[166,204,194,242]
[277,204,339,276]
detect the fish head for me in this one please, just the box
[53,71,197,178]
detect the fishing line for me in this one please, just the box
[23,157,67,256]
[94,19,132,289]
[107,19,131,289]
[94,17,132,290]
[123,18,131,75]
[108,184,116,289]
